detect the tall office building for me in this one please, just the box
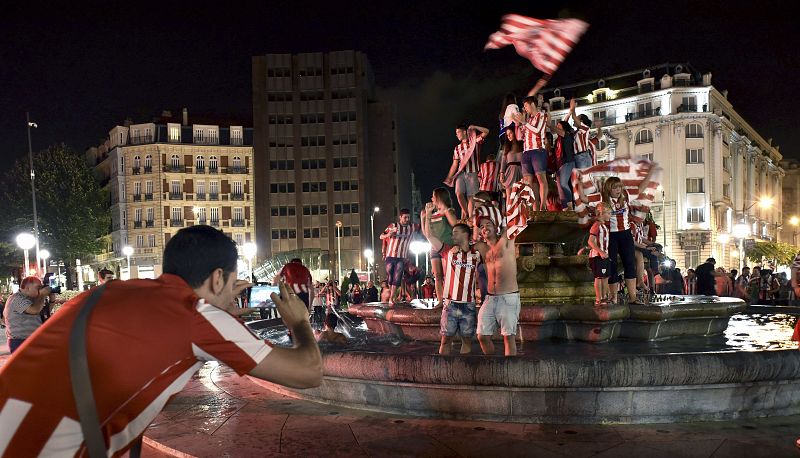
[543,63,785,270]
[252,50,403,279]
[85,110,256,281]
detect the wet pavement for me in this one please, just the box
[140,361,800,457]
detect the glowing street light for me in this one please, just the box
[16,232,35,277]
[790,216,800,246]
[409,241,432,274]
[335,221,343,282]
[363,249,374,282]
[370,206,379,281]
[39,249,50,275]
[122,245,134,279]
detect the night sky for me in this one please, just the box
[2,0,796,195]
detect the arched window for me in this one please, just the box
[171,154,180,169]
[144,154,152,170]
[195,155,205,170]
[232,156,242,168]
[209,155,219,172]
[133,155,141,168]
[686,123,704,138]
[635,129,653,144]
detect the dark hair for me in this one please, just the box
[399,208,411,215]
[456,123,468,131]
[452,223,471,235]
[485,153,496,161]
[558,120,574,135]
[579,113,592,127]
[290,258,302,263]
[163,225,239,288]
[98,268,114,278]
[20,276,41,289]
[432,187,452,208]
[473,190,492,203]
[325,313,338,329]
[522,96,537,106]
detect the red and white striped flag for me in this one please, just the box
[485,14,589,75]
[571,157,662,226]
[505,181,536,240]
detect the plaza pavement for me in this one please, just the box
[1,332,799,457]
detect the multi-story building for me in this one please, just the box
[252,50,405,279]
[544,63,785,270]
[781,159,800,246]
[85,109,256,280]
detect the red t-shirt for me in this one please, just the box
[421,284,435,299]
[0,274,272,456]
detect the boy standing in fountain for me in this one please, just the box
[423,203,481,355]
[474,212,522,356]
[379,209,420,303]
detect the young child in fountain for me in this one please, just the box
[588,202,612,306]
[316,313,348,345]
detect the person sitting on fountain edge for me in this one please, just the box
[474,212,522,356]
[0,225,323,457]
[317,313,348,345]
[424,202,482,355]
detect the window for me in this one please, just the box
[722,156,731,171]
[687,207,705,223]
[144,155,152,169]
[272,230,280,240]
[686,178,704,193]
[196,155,205,170]
[196,181,205,197]
[635,129,653,144]
[680,96,697,112]
[210,181,219,197]
[148,234,156,247]
[169,126,180,142]
[194,129,204,143]
[685,246,700,270]
[119,156,125,174]
[686,149,704,164]
[134,208,142,222]
[171,207,182,221]
[234,233,244,246]
[209,156,219,171]
[170,154,180,169]
[232,156,242,168]
[195,207,207,221]
[136,235,144,248]
[146,207,154,222]
[637,102,652,115]
[133,155,141,169]
[170,180,181,194]
[122,210,127,228]
[232,181,243,196]
[210,207,220,223]
[233,207,243,221]
[133,182,141,196]
[686,123,703,138]
[723,183,731,198]
[145,181,153,196]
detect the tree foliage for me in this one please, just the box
[746,240,799,266]
[0,144,110,285]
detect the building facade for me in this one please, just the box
[252,50,403,280]
[545,63,785,270]
[86,110,256,280]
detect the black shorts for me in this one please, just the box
[589,256,610,279]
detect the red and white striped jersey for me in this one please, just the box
[440,244,482,302]
[519,111,548,151]
[279,261,312,294]
[478,160,499,192]
[453,136,484,174]
[589,221,609,258]
[0,274,272,457]
[608,196,631,233]
[574,124,598,157]
[629,221,646,245]
[382,222,420,258]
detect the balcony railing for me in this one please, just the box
[146,220,155,228]
[625,107,661,121]
[167,165,183,173]
[197,218,207,225]
[144,193,153,201]
[227,166,248,174]
[170,219,184,227]
[230,193,244,201]
[144,166,153,173]
[196,193,206,200]
[195,167,205,174]
[133,194,141,202]
[209,167,219,174]
[210,219,220,227]
[673,78,694,87]
[130,135,154,145]
[169,192,183,200]
[209,193,219,201]
[677,104,698,113]
[231,219,246,227]
[133,221,142,228]
[132,167,140,175]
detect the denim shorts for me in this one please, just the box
[455,172,479,197]
[521,149,548,175]
[440,300,477,337]
[477,292,521,336]
[574,151,593,169]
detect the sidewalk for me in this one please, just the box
[142,362,800,457]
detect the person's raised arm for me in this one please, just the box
[249,282,323,388]
[23,288,49,315]
[444,207,459,226]
[469,124,490,139]
[569,98,580,127]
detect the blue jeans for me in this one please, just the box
[574,151,593,169]
[557,161,575,208]
[8,338,26,354]
[385,257,406,287]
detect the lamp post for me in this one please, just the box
[657,185,666,248]
[122,245,134,280]
[409,241,425,271]
[363,249,374,282]
[732,223,750,271]
[16,232,35,277]
[791,216,799,246]
[242,242,257,282]
[370,206,379,280]
[26,113,41,276]
[335,221,343,282]
[39,249,50,277]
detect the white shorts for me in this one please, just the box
[477,292,521,336]
[455,172,479,198]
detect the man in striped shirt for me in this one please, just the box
[0,225,322,457]
[478,153,500,195]
[568,98,602,169]
[444,124,490,219]
[423,203,481,355]
[514,96,549,210]
[379,209,421,303]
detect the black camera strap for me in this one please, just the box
[68,283,143,458]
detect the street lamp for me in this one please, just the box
[657,185,666,248]
[335,221,343,282]
[409,241,426,271]
[370,206,379,280]
[39,249,50,276]
[242,242,257,281]
[363,249,374,282]
[122,245,134,280]
[26,113,41,276]
[16,232,35,277]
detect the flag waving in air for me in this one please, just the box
[486,14,589,93]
